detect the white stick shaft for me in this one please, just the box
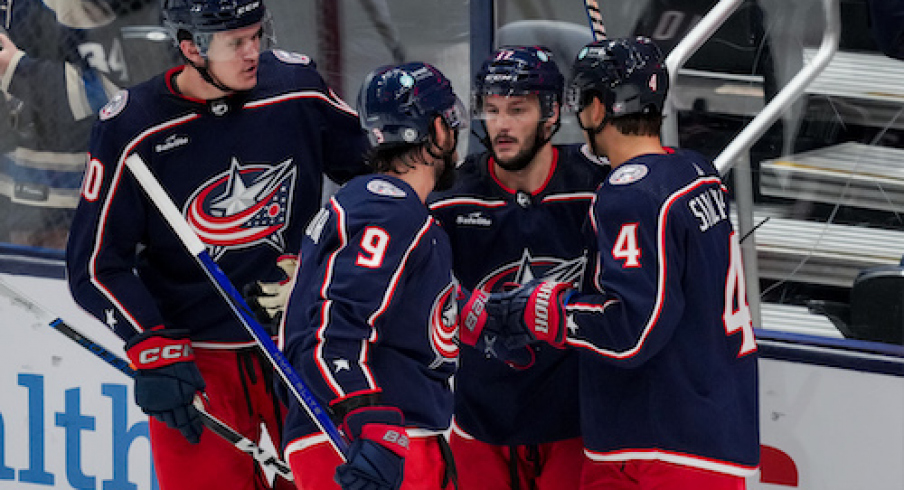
[124,154,206,255]
[123,152,348,459]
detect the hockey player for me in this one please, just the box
[428,45,607,489]
[65,0,369,488]
[0,0,176,248]
[280,62,465,490]
[460,37,760,489]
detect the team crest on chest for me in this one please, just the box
[429,279,459,369]
[478,249,587,293]
[185,157,297,259]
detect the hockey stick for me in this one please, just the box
[583,0,607,41]
[0,277,294,481]
[123,153,348,459]
[359,0,406,63]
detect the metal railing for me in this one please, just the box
[660,0,841,328]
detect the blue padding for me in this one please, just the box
[756,328,904,377]
[0,243,66,278]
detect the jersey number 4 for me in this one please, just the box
[612,224,756,357]
[724,232,756,357]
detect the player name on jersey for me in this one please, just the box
[688,187,729,232]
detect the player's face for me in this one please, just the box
[206,22,263,91]
[483,95,543,166]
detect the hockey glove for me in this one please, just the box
[243,255,298,334]
[461,280,573,352]
[335,406,408,490]
[459,288,535,368]
[125,327,206,444]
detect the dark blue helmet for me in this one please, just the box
[162,0,271,55]
[473,45,564,121]
[357,62,467,149]
[567,37,668,118]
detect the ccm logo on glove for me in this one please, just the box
[129,336,194,368]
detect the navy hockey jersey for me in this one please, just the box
[566,148,759,476]
[281,174,458,446]
[429,144,608,445]
[66,50,370,346]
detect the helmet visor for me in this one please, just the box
[564,84,585,113]
[198,12,275,59]
[442,96,469,132]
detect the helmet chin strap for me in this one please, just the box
[578,109,610,159]
[186,55,241,94]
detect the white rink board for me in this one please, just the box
[0,273,158,490]
[751,355,904,489]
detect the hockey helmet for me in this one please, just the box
[567,37,668,118]
[162,0,272,55]
[358,62,467,149]
[473,46,564,121]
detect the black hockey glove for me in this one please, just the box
[460,280,573,358]
[335,406,408,490]
[243,255,298,334]
[125,327,206,444]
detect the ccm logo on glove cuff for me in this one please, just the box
[127,337,195,368]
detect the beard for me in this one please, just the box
[492,126,544,172]
[493,145,534,172]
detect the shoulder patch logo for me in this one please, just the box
[99,90,128,121]
[367,179,406,198]
[609,164,648,185]
[273,49,311,65]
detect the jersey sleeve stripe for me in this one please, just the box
[578,177,721,360]
[319,197,348,300]
[87,112,202,335]
[366,216,435,327]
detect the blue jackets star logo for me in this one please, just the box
[477,249,587,292]
[184,157,297,259]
